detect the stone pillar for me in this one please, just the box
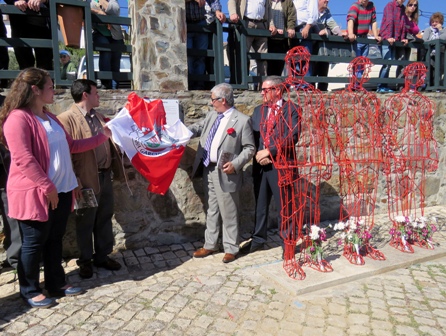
[130,0,187,91]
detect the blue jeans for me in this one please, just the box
[93,32,123,89]
[355,42,369,79]
[378,45,395,89]
[17,192,72,299]
[290,30,314,77]
[187,19,208,89]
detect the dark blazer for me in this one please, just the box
[251,99,299,176]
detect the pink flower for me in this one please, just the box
[227,128,235,135]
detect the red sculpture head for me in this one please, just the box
[403,62,427,91]
[285,46,311,79]
[347,56,373,88]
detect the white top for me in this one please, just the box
[210,108,234,163]
[245,0,266,21]
[293,0,318,26]
[37,116,78,193]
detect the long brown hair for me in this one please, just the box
[0,67,50,144]
[406,1,419,24]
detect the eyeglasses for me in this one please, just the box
[211,97,221,103]
[60,55,68,58]
[261,87,273,92]
[408,3,417,7]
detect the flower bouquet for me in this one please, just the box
[389,215,415,253]
[302,225,333,272]
[411,216,437,249]
[333,217,371,265]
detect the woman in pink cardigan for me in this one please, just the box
[0,68,110,308]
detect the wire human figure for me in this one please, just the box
[261,46,333,279]
[382,62,439,252]
[326,56,385,265]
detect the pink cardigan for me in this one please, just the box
[4,108,108,222]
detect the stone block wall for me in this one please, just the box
[2,90,446,257]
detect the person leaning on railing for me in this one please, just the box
[228,0,269,79]
[313,0,347,91]
[347,0,381,59]
[4,0,53,70]
[267,0,296,76]
[376,0,408,93]
[422,12,446,87]
[290,0,318,76]
[90,0,123,90]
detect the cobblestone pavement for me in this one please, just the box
[1,206,446,335]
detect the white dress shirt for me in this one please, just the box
[210,108,234,163]
[293,0,318,26]
[245,0,266,20]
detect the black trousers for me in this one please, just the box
[8,14,53,70]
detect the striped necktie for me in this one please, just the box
[202,113,224,167]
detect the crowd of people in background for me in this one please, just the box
[187,0,446,92]
[0,0,123,90]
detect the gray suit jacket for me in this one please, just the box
[190,108,255,193]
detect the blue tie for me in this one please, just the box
[202,113,224,167]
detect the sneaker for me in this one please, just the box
[94,257,122,271]
[25,295,55,309]
[78,262,93,279]
[377,87,394,93]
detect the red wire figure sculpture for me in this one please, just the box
[326,57,385,265]
[261,46,333,279]
[382,62,439,252]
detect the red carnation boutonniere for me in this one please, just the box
[227,128,235,135]
[103,117,111,123]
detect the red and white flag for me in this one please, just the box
[107,92,192,195]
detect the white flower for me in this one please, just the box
[340,232,346,240]
[310,225,320,240]
[334,222,345,231]
[395,215,406,223]
[431,217,437,223]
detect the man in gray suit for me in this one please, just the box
[189,83,255,263]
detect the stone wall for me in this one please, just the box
[129,0,187,91]
[3,90,446,257]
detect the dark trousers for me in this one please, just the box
[93,32,123,89]
[8,14,52,70]
[0,18,9,88]
[267,38,287,76]
[17,192,72,299]
[75,170,114,265]
[1,187,21,268]
[252,163,282,246]
[314,61,329,91]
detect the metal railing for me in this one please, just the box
[188,20,444,92]
[0,1,131,88]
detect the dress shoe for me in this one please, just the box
[193,248,217,258]
[48,285,84,297]
[94,257,122,271]
[249,243,265,253]
[78,262,93,279]
[222,253,236,263]
[25,296,55,308]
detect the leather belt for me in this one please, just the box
[243,16,265,23]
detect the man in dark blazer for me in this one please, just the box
[189,83,255,263]
[242,76,299,254]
